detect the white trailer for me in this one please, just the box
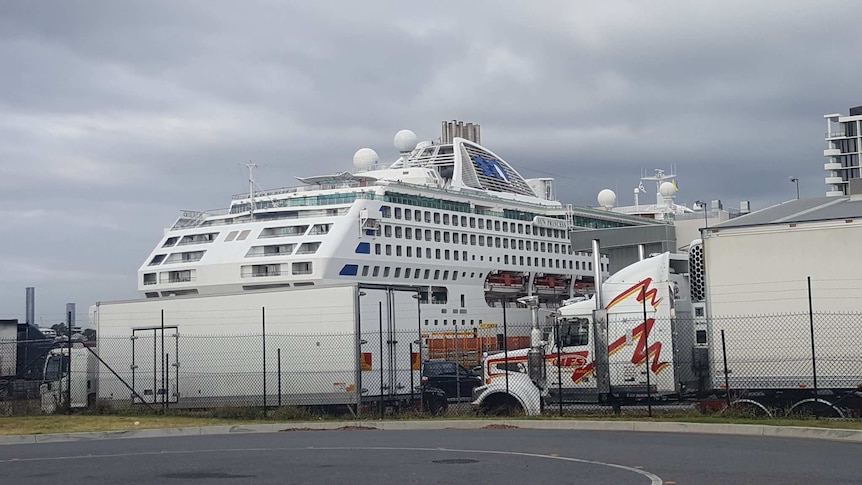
[695,216,862,415]
[91,284,423,411]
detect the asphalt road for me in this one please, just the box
[1,428,860,484]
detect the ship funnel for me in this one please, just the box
[441,120,481,144]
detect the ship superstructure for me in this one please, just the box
[139,121,654,329]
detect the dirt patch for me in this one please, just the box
[336,425,378,431]
[482,424,520,429]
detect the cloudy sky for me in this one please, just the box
[1,0,859,325]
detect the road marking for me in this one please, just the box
[0,446,663,484]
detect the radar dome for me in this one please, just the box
[597,189,616,209]
[353,148,379,170]
[659,181,677,197]
[393,129,418,153]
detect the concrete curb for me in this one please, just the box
[1,420,861,445]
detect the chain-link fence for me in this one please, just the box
[3,311,862,420]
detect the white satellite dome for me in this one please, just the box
[659,181,677,197]
[394,129,418,153]
[353,148,379,171]
[597,189,617,209]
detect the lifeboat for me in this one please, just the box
[486,271,524,293]
[534,274,570,295]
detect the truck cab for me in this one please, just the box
[40,343,98,413]
[473,252,700,415]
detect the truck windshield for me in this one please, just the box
[558,318,590,347]
[43,355,66,382]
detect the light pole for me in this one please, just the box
[790,177,800,199]
[695,200,708,229]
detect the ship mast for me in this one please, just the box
[246,161,257,221]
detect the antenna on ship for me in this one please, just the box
[246,161,257,221]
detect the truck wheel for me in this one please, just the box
[481,395,523,416]
[427,397,448,416]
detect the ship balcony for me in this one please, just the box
[823,148,841,157]
[825,176,846,185]
[824,162,843,171]
[825,131,846,139]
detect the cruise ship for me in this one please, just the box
[138,121,654,329]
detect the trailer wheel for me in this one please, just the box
[725,399,773,418]
[786,398,844,418]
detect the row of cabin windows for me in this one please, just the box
[160,224,332,248]
[424,319,482,326]
[372,243,577,270]
[361,265,464,283]
[382,225,570,254]
[381,207,567,240]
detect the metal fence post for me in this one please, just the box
[262,306,267,418]
[378,300,384,419]
[161,309,166,414]
[807,277,819,419]
[643,294,652,417]
[721,329,731,410]
[277,348,282,408]
[503,298,509,398]
[556,317,562,417]
[66,309,72,414]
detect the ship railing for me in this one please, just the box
[230,181,362,201]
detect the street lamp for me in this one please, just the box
[789,177,800,200]
[695,200,708,229]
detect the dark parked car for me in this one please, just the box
[421,360,482,402]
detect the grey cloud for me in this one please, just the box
[1,0,859,322]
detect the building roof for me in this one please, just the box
[712,196,862,229]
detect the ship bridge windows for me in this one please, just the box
[161,270,193,283]
[242,264,282,278]
[149,254,167,266]
[179,232,218,245]
[246,244,296,257]
[309,224,331,235]
[296,242,321,255]
[166,250,206,263]
[162,236,179,248]
[260,225,308,238]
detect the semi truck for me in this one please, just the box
[471,248,862,417]
[1,320,96,411]
[91,284,432,413]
